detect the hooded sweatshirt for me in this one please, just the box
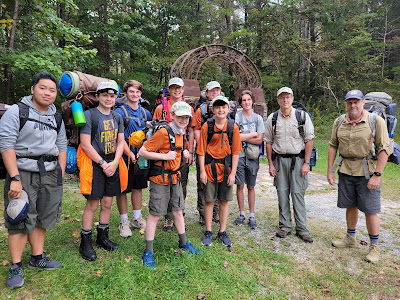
[0,95,67,172]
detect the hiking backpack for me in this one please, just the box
[115,103,147,129]
[199,99,237,126]
[0,102,63,179]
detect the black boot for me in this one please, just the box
[79,232,97,261]
[96,226,118,251]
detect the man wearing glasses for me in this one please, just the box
[265,87,315,243]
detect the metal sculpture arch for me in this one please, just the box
[170,44,262,90]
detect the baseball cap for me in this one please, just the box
[205,81,221,91]
[171,102,192,116]
[345,89,364,101]
[212,95,229,106]
[277,87,293,97]
[7,190,29,225]
[96,81,118,94]
[168,77,184,87]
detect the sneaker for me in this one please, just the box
[179,241,200,254]
[234,215,245,225]
[248,216,257,229]
[28,254,61,270]
[119,219,132,237]
[199,215,205,226]
[213,213,220,223]
[217,231,232,247]
[163,218,174,231]
[365,244,380,263]
[202,231,213,246]
[332,233,358,248]
[142,250,156,268]
[7,264,24,289]
[131,216,146,230]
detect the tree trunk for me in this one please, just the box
[3,0,19,104]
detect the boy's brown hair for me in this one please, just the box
[238,89,255,106]
[123,80,143,93]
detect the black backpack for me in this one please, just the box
[0,102,62,179]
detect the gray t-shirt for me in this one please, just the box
[80,108,124,155]
[235,110,265,158]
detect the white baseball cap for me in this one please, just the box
[205,81,221,91]
[97,81,118,94]
[277,87,293,97]
[168,77,184,87]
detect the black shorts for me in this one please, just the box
[122,154,149,193]
[85,160,121,200]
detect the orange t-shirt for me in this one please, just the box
[153,100,195,128]
[193,105,207,131]
[143,127,183,185]
[196,119,242,183]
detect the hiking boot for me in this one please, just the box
[79,232,97,261]
[199,215,205,226]
[179,241,200,254]
[142,250,156,268]
[276,230,291,238]
[296,233,313,243]
[131,216,146,230]
[332,233,357,248]
[7,264,23,289]
[248,216,257,229]
[28,254,61,270]
[217,231,232,247]
[213,213,220,224]
[163,218,174,231]
[202,231,213,246]
[119,219,132,237]
[365,244,380,263]
[96,226,118,251]
[234,215,245,225]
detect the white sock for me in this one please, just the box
[249,213,255,218]
[133,210,142,220]
[120,214,128,222]
[240,211,245,217]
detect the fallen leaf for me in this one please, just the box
[96,270,102,278]
[125,256,132,263]
[197,293,207,299]
[378,271,385,274]
[94,222,99,226]
[360,240,368,246]
[139,228,145,235]
[227,247,232,253]
[174,249,182,256]
[46,254,52,258]
[321,288,331,293]
[72,230,80,238]
[142,203,147,207]
[2,259,9,266]
[75,205,80,209]
[69,218,75,223]
[0,220,4,224]
[223,261,228,268]
[268,236,275,240]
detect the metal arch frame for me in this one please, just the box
[170,44,262,89]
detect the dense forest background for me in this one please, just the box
[1,0,399,116]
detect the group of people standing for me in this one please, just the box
[1,72,391,289]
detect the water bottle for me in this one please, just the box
[138,156,149,169]
[71,101,86,127]
[310,148,317,167]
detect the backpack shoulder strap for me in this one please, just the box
[368,112,377,157]
[17,101,30,131]
[207,118,215,144]
[295,109,306,138]
[54,112,62,133]
[89,108,99,140]
[120,104,130,128]
[336,114,346,131]
[227,118,234,146]
[272,110,279,136]
[164,125,176,151]
[140,106,147,121]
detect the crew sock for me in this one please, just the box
[347,228,356,237]
[120,214,128,223]
[179,233,187,246]
[369,234,379,245]
[146,240,154,253]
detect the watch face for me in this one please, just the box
[98,159,105,165]
[12,175,21,181]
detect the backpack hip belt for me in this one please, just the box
[205,152,232,201]
[332,154,374,180]
[272,150,305,172]
[16,155,58,176]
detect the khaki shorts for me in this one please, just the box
[148,181,184,216]
[4,168,63,234]
[204,180,233,202]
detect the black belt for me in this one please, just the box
[17,155,58,176]
[272,150,305,171]
[205,152,232,201]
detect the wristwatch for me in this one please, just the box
[373,172,382,177]
[11,174,21,181]
[304,161,310,164]
[98,159,105,166]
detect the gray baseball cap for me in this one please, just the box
[205,81,221,91]
[168,77,184,87]
[277,87,293,97]
[345,89,364,101]
[97,81,118,94]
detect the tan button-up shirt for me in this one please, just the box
[265,108,314,154]
[329,110,392,176]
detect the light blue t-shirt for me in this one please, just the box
[235,110,265,158]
